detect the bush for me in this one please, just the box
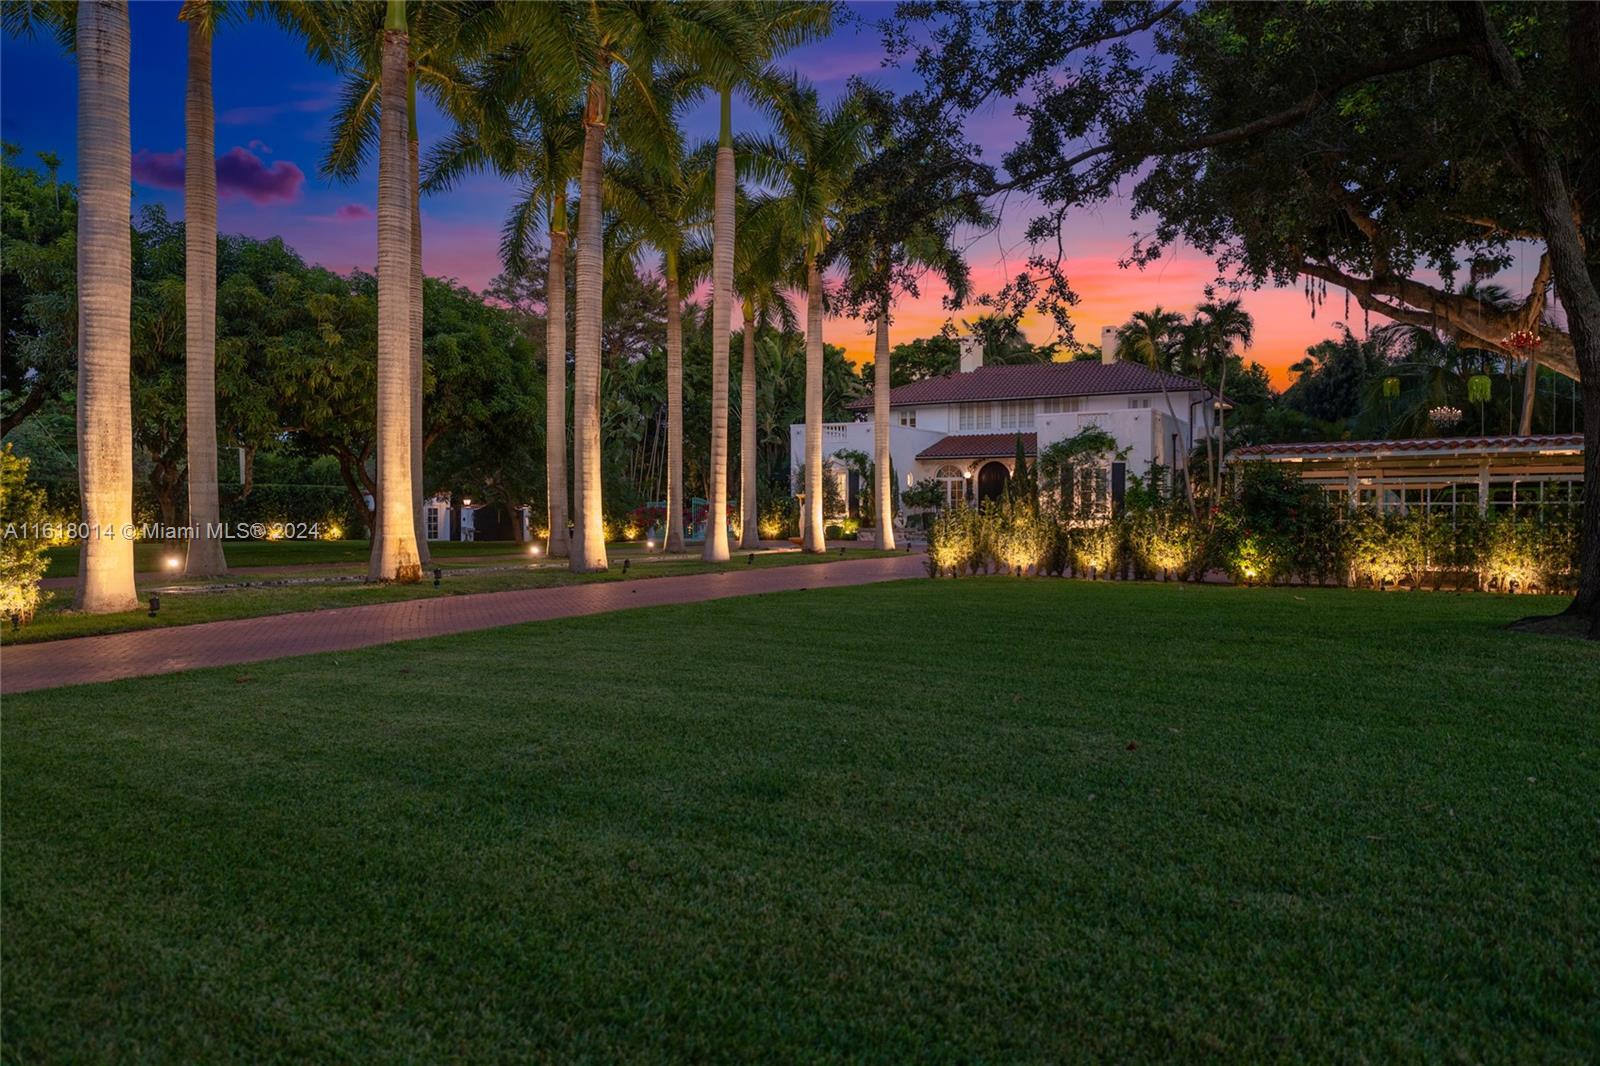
[994,500,1051,575]
[1479,511,1575,593]
[926,503,979,577]
[0,445,51,626]
[755,494,796,539]
[1127,507,1205,579]
[1070,522,1121,577]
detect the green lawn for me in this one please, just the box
[8,547,902,645]
[41,538,543,579]
[3,580,1596,1062]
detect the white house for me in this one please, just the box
[789,333,1220,516]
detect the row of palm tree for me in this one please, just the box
[17,0,955,611]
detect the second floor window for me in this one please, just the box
[897,409,916,427]
[1127,397,1151,409]
[958,402,991,431]
[998,399,1035,429]
[1040,397,1082,414]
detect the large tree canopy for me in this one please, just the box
[889,1,1593,377]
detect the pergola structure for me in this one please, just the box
[1230,435,1584,519]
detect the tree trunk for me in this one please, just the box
[545,215,570,557]
[703,127,735,562]
[182,13,226,576]
[408,82,430,565]
[570,76,608,572]
[738,301,760,549]
[873,308,896,550]
[802,254,826,552]
[368,5,420,583]
[74,1,139,614]
[1462,1,1600,628]
[1213,357,1230,498]
[664,253,685,551]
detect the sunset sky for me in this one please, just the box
[1,2,1354,387]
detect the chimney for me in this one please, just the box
[1100,326,1119,364]
[958,335,983,374]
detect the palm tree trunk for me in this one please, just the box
[182,12,225,577]
[1213,357,1230,499]
[570,76,608,572]
[1519,354,1538,435]
[738,300,760,549]
[368,2,420,582]
[74,1,138,613]
[408,76,430,565]
[545,209,569,557]
[872,308,896,550]
[703,122,734,562]
[1158,383,1195,517]
[664,251,685,551]
[802,254,826,552]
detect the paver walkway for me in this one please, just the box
[3,553,925,694]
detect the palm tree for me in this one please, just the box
[73,1,139,612]
[319,1,512,564]
[731,196,797,548]
[425,77,583,558]
[180,1,226,576]
[688,3,829,562]
[608,113,707,554]
[368,0,420,581]
[747,79,870,551]
[1188,297,1255,498]
[1116,306,1193,513]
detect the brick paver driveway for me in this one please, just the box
[2,553,925,694]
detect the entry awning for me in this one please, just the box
[916,432,1037,461]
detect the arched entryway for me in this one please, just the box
[976,461,1009,504]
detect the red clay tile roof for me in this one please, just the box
[1232,434,1583,458]
[916,432,1037,461]
[847,360,1206,411]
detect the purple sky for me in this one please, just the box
[0,1,1369,385]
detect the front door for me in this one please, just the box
[976,461,1009,504]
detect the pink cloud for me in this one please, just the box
[215,147,304,203]
[248,138,272,154]
[131,149,185,189]
[133,147,304,205]
[308,203,374,223]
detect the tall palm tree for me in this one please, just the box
[368,0,420,581]
[320,1,512,564]
[61,0,139,611]
[746,79,870,551]
[512,2,690,572]
[1116,306,1194,513]
[425,79,583,557]
[180,0,226,576]
[1188,297,1255,497]
[608,116,707,554]
[731,195,797,548]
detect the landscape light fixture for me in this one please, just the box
[166,556,180,570]
[748,553,755,565]
[148,594,160,617]
[433,567,442,588]
[646,538,655,550]
[622,558,630,574]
